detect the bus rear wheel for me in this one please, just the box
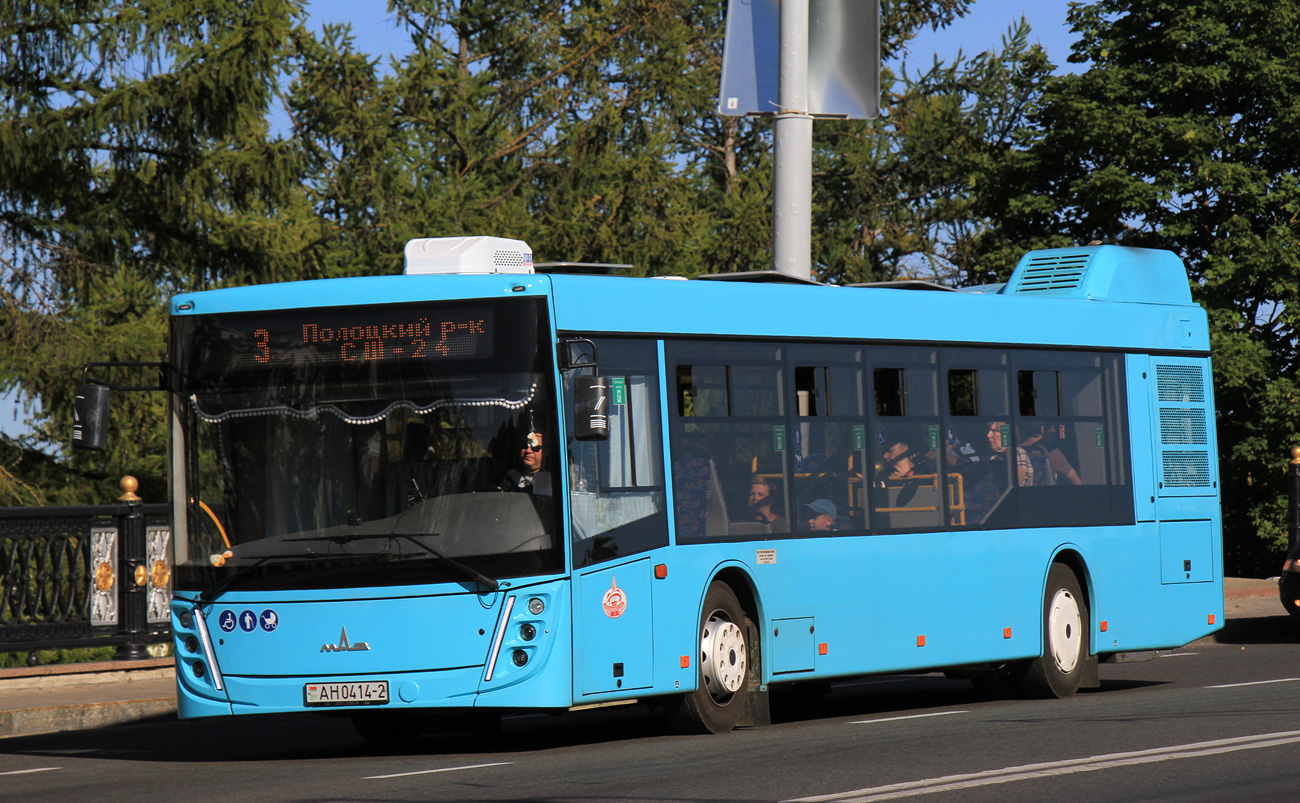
[672,581,750,734]
[1015,563,1088,699]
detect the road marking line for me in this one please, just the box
[0,768,60,777]
[783,730,1300,803]
[1206,677,1300,689]
[363,762,512,780]
[1158,652,1198,658]
[850,711,968,725]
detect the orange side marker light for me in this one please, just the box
[1003,627,1012,639]
[680,655,690,669]
[917,635,926,647]
[819,643,828,655]
[654,564,667,579]
[1100,620,1108,632]
[1208,614,1216,625]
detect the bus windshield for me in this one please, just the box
[171,296,562,592]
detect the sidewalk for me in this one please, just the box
[0,657,176,739]
[1,579,1292,740]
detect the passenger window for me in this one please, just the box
[873,368,905,417]
[667,342,788,541]
[789,347,866,534]
[1013,352,1130,527]
[948,369,978,416]
[567,339,668,567]
[795,366,827,416]
[942,351,1014,529]
[868,347,942,531]
[677,365,728,417]
[1018,370,1060,416]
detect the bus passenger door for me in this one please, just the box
[574,557,654,695]
[562,338,670,698]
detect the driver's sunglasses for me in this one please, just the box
[523,444,543,452]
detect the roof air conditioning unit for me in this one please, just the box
[403,236,534,275]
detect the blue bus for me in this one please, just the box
[157,236,1221,736]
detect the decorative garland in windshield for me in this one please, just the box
[190,383,538,426]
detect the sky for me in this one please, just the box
[0,0,1082,442]
[305,0,1083,74]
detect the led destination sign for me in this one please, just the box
[238,308,494,368]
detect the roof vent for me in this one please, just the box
[1004,245,1193,305]
[403,236,534,275]
[1007,249,1094,295]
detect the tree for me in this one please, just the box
[0,0,318,502]
[814,21,1053,284]
[2,0,1051,505]
[974,0,1300,573]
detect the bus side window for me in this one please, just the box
[1013,352,1128,527]
[568,339,669,568]
[868,349,943,532]
[789,347,866,533]
[940,351,1013,530]
[667,343,787,541]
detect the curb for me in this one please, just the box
[0,656,173,682]
[0,661,177,739]
[0,697,176,739]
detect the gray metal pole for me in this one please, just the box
[772,0,813,280]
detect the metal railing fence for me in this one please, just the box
[0,479,170,661]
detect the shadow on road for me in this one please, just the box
[4,672,1174,767]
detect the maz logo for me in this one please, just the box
[320,626,370,652]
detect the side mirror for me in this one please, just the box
[573,376,610,441]
[72,383,110,450]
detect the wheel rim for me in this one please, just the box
[1047,587,1082,674]
[700,612,747,702]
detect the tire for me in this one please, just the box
[672,581,751,734]
[1015,563,1089,699]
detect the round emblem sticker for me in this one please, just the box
[259,609,279,632]
[239,609,257,632]
[218,610,237,632]
[602,576,627,619]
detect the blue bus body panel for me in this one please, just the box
[168,244,1223,718]
[172,579,574,716]
[171,274,556,315]
[543,274,1209,353]
[201,593,500,678]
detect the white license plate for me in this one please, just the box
[304,681,389,707]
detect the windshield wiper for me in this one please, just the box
[200,554,294,603]
[294,532,499,592]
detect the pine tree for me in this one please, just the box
[975,0,1300,573]
[0,0,316,501]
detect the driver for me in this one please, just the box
[498,431,552,495]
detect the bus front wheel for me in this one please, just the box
[1015,563,1088,699]
[672,581,750,734]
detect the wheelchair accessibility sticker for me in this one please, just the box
[218,610,237,632]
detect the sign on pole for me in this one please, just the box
[718,0,880,120]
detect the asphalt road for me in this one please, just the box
[3,632,1298,802]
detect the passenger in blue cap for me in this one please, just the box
[800,498,837,532]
